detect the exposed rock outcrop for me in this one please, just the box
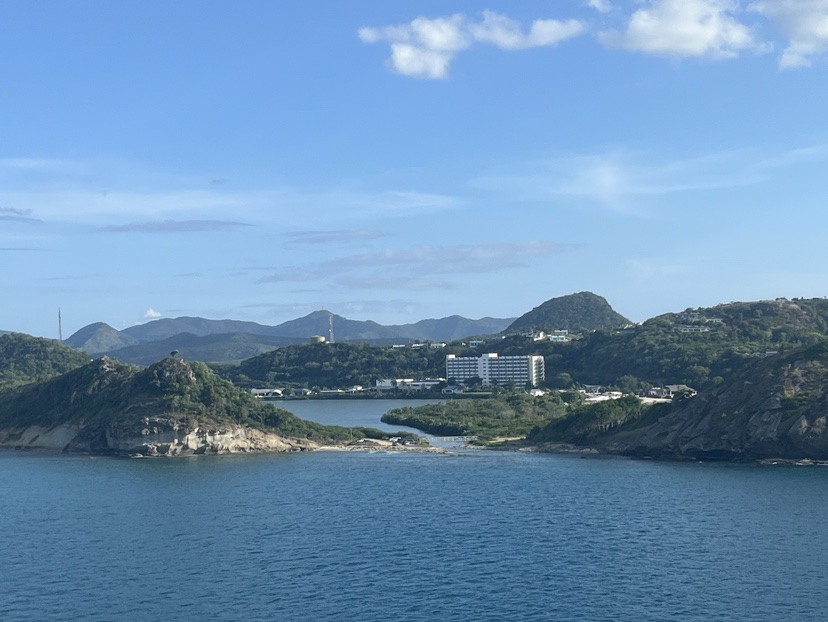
[0,355,322,456]
[610,351,828,460]
[531,341,828,461]
[0,420,316,456]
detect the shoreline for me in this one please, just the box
[316,443,447,454]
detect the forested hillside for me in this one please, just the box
[527,339,828,461]
[0,355,393,448]
[506,291,630,333]
[228,342,460,387]
[0,333,90,390]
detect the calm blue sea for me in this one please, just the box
[1,400,827,621]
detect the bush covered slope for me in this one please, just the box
[0,355,393,453]
[230,342,457,387]
[0,333,90,390]
[506,292,630,333]
[529,341,828,460]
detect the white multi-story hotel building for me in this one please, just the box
[446,353,545,387]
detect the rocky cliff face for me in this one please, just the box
[0,420,316,456]
[0,355,321,456]
[97,414,316,456]
[605,343,828,460]
[527,341,828,461]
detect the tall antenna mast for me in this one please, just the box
[328,312,335,343]
[58,308,63,343]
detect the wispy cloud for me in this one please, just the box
[313,189,460,215]
[100,220,253,233]
[143,308,161,319]
[0,207,40,223]
[38,274,103,281]
[335,274,454,291]
[586,0,613,14]
[599,0,768,59]
[549,150,760,209]
[259,241,573,285]
[336,299,422,317]
[0,158,80,172]
[285,230,388,245]
[0,158,460,229]
[474,144,828,213]
[359,11,585,78]
[627,258,692,282]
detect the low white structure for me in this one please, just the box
[375,379,415,390]
[376,378,444,392]
[250,388,283,399]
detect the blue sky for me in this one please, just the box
[2,0,828,338]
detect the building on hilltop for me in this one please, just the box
[446,353,545,387]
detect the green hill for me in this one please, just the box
[103,332,305,366]
[65,312,514,365]
[63,322,139,353]
[528,340,828,461]
[0,333,90,390]
[230,341,458,388]
[0,354,399,455]
[506,292,630,333]
[542,297,828,390]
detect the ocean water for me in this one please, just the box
[1,400,827,621]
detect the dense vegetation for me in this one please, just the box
[527,396,672,445]
[382,392,570,441]
[526,340,828,460]
[600,299,828,385]
[506,291,630,333]
[483,298,828,392]
[229,342,457,388]
[0,333,90,390]
[103,332,301,366]
[207,298,828,393]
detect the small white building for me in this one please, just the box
[375,379,415,390]
[250,388,283,399]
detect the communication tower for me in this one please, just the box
[328,312,335,343]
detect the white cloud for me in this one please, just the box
[470,11,584,50]
[600,0,767,58]
[359,14,469,79]
[751,0,828,68]
[143,308,161,319]
[359,11,585,78]
[586,0,613,14]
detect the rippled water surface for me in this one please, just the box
[2,401,827,621]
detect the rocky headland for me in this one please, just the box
[529,341,828,462]
[0,355,336,456]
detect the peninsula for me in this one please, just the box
[0,352,405,456]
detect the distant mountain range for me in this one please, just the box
[62,311,520,364]
[29,292,633,365]
[0,292,629,365]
